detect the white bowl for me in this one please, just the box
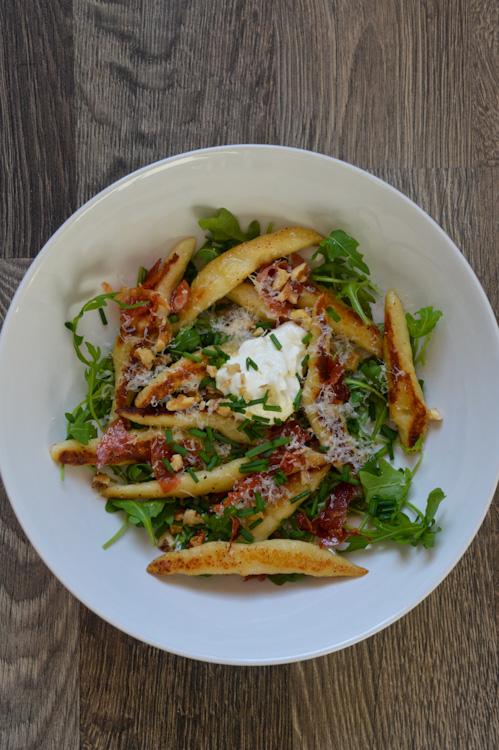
[1,145,498,665]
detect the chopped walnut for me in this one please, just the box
[252,327,265,337]
[158,529,175,551]
[170,453,184,472]
[170,524,183,535]
[278,281,298,305]
[91,473,110,490]
[188,530,206,548]
[225,363,241,376]
[134,347,155,370]
[183,509,204,526]
[290,262,308,282]
[272,267,290,291]
[216,405,232,417]
[199,400,207,411]
[206,365,218,378]
[289,308,312,325]
[166,395,196,411]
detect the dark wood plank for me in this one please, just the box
[275,0,475,168]
[80,608,291,750]
[0,1,75,258]
[289,167,498,750]
[73,0,277,203]
[0,259,80,750]
[470,0,499,166]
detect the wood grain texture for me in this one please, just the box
[74,0,277,203]
[0,260,80,750]
[0,1,497,749]
[0,1,75,258]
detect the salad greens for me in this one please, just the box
[59,207,445,582]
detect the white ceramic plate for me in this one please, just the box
[1,146,498,665]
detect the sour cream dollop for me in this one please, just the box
[215,321,307,423]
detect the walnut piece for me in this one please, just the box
[272,268,290,291]
[134,347,155,370]
[278,281,298,304]
[290,262,308,282]
[170,453,184,472]
[289,308,312,325]
[166,395,196,411]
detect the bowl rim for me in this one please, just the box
[1,144,498,665]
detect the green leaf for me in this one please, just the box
[199,208,259,244]
[424,487,446,525]
[406,307,443,339]
[316,230,370,275]
[169,326,201,353]
[111,500,164,546]
[359,458,412,510]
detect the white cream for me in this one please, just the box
[215,321,307,423]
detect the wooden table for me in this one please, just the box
[1,2,497,748]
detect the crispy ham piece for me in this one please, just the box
[147,539,367,577]
[383,290,442,449]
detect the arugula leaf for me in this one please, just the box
[406,306,443,366]
[110,500,166,546]
[315,230,370,275]
[310,229,380,324]
[359,459,412,511]
[195,209,261,269]
[169,325,202,353]
[199,208,260,244]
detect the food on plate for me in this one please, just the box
[51,209,445,583]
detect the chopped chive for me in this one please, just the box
[257,321,273,328]
[199,450,211,464]
[205,426,214,444]
[188,428,207,439]
[301,354,310,368]
[293,389,303,410]
[201,348,218,357]
[302,332,312,344]
[169,314,180,323]
[326,306,341,322]
[237,419,251,433]
[251,415,271,424]
[318,445,329,452]
[98,308,108,326]
[245,441,274,459]
[341,466,350,481]
[60,463,65,481]
[181,352,203,363]
[162,458,174,473]
[212,432,239,447]
[272,469,288,486]
[290,489,311,504]
[270,334,282,350]
[214,332,220,344]
[171,442,188,457]
[263,404,282,412]
[247,395,266,406]
[186,467,199,483]
[246,357,258,371]
[249,518,264,530]
[206,455,219,471]
[199,376,216,389]
[137,265,148,285]
[237,507,257,518]
[272,437,291,448]
[165,429,173,444]
[238,527,254,543]
[239,459,269,473]
[255,493,267,513]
